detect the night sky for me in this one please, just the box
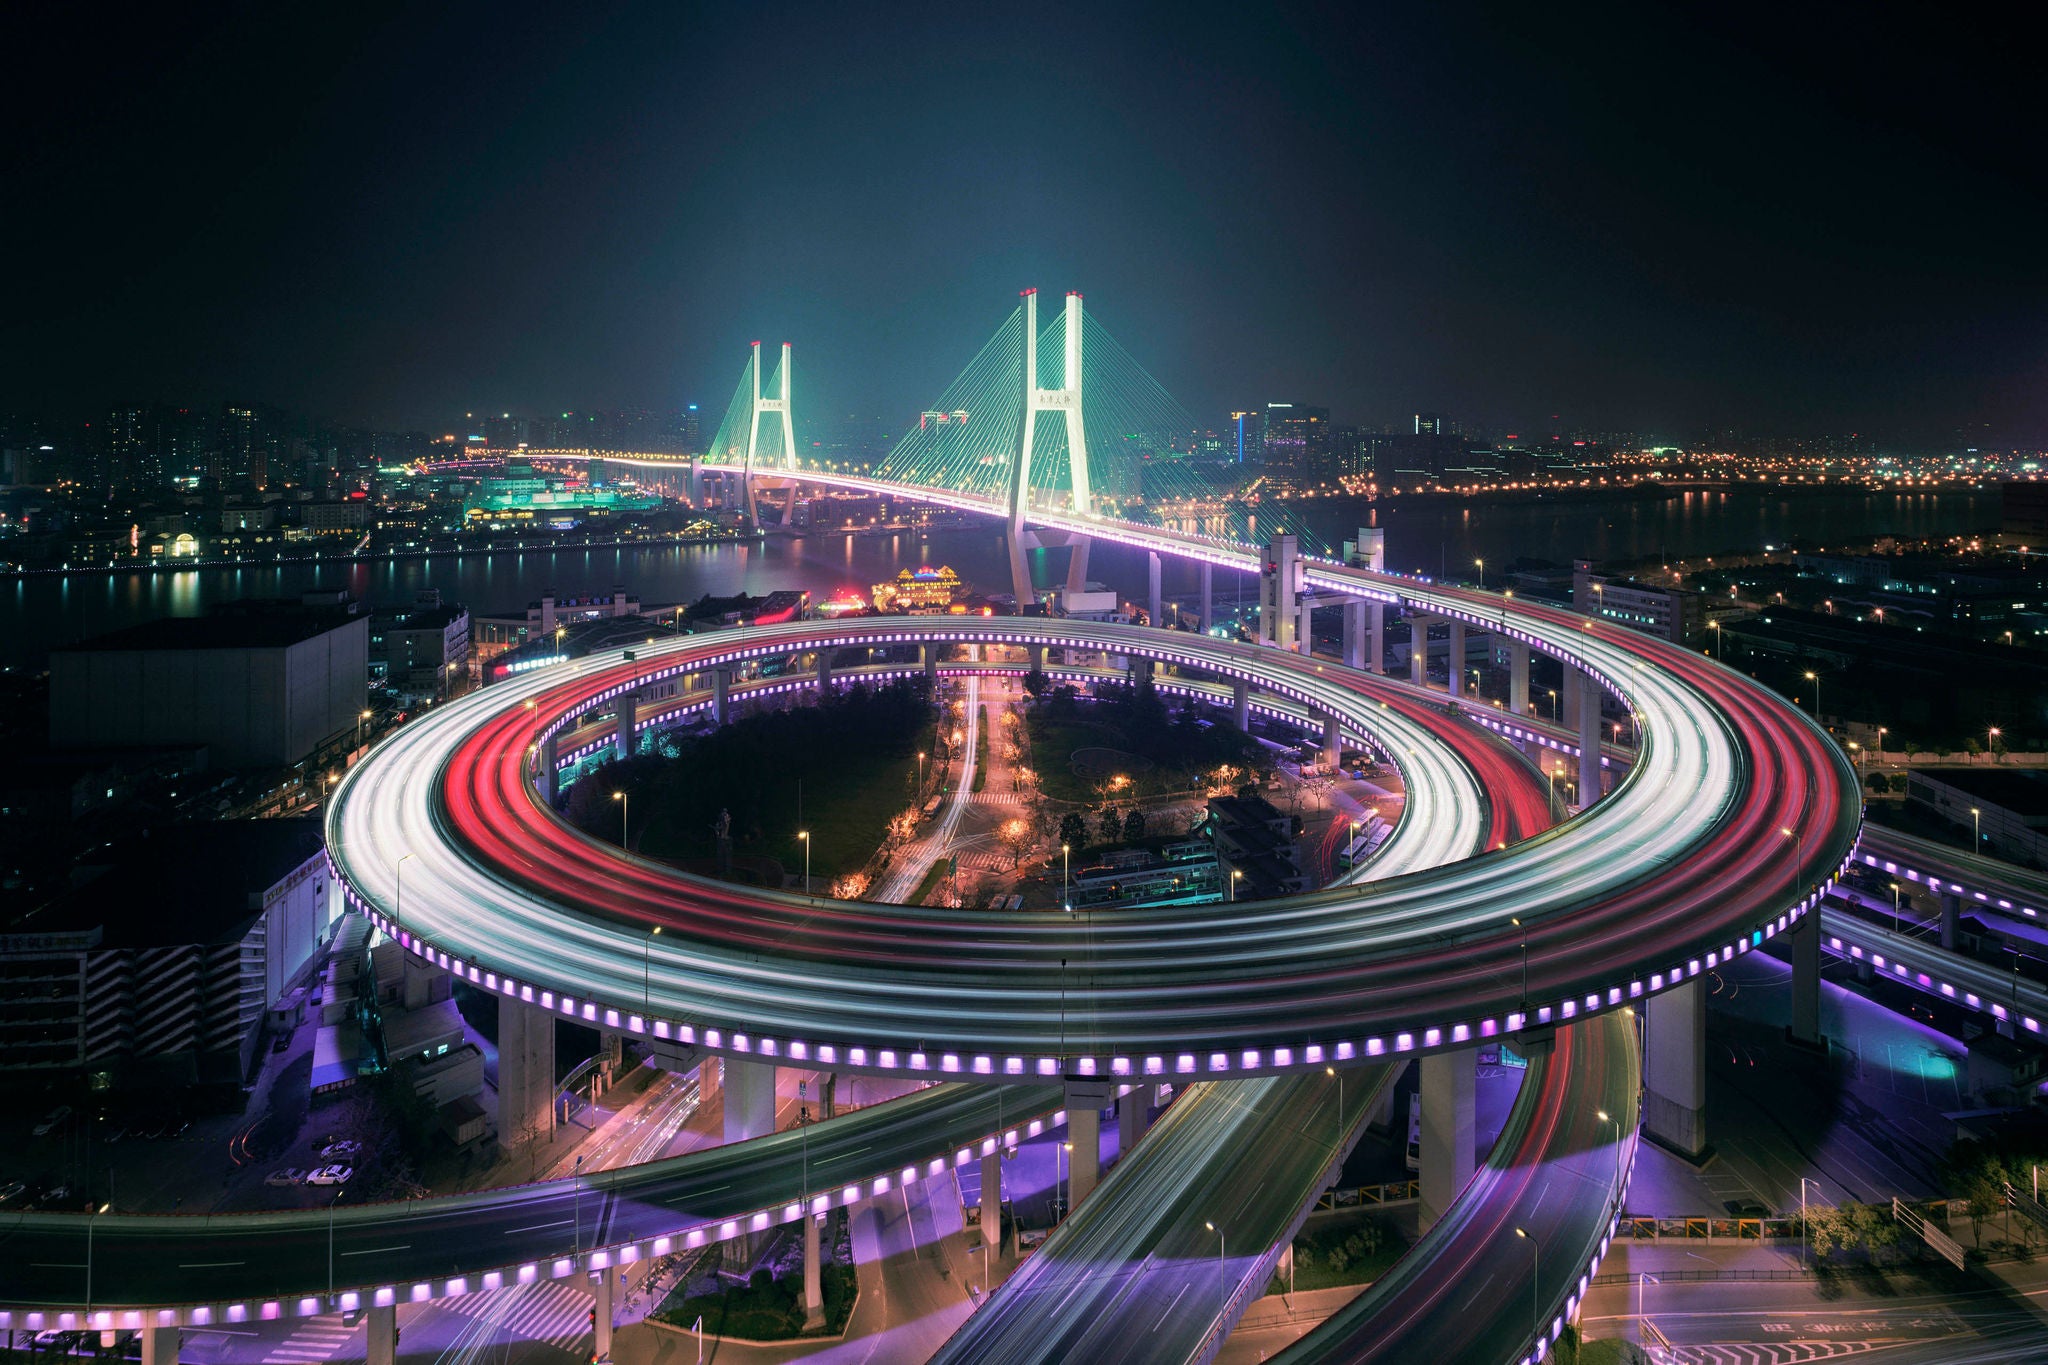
[4,2,2043,442]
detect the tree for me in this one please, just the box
[1866,772,1891,794]
[1058,812,1089,849]
[1098,806,1124,844]
[997,818,1034,870]
[1122,808,1147,842]
[1022,669,1048,700]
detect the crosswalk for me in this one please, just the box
[440,1279,593,1354]
[1654,1343,1878,1364]
[971,792,1029,805]
[260,1318,360,1364]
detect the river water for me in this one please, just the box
[4,486,1995,669]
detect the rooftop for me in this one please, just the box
[59,603,362,653]
[1911,768,2048,819]
[14,820,326,947]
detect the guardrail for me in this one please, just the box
[1313,1179,1420,1211]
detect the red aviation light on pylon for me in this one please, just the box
[1021,288,1038,296]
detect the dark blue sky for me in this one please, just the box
[4,2,2043,442]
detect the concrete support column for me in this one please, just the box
[1563,667,1582,729]
[1118,1085,1149,1154]
[924,646,938,687]
[981,1149,1003,1252]
[1200,561,1213,634]
[1232,679,1250,732]
[538,733,558,805]
[1064,1078,1113,1209]
[1148,551,1164,628]
[802,1213,825,1329]
[1510,641,1531,717]
[1343,601,1366,670]
[1364,1060,1409,1133]
[615,691,637,763]
[366,1306,396,1365]
[1006,527,1036,614]
[1321,715,1341,771]
[498,997,557,1146]
[1789,912,1822,1048]
[1576,668,1602,809]
[1065,536,1092,595]
[1127,656,1151,687]
[1446,620,1466,699]
[1940,893,1960,949]
[1644,977,1708,1162]
[687,458,702,507]
[723,1057,777,1144]
[1028,643,1045,674]
[815,649,832,696]
[1368,603,1385,674]
[1409,615,1430,686]
[713,668,732,726]
[139,1326,178,1365]
[593,1265,617,1360]
[1418,1049,1476,1234]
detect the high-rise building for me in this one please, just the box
[1414,412,1456,437]
[1261,404,1332,482]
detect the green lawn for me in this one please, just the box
[656,1263,857,1341]
[972,705,990,793]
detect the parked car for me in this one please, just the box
[265,1168,308,1188]
[307,1164,353,1186]
[32,1106,71,1137]
[316,1139,363,1160]
[271,1032,292,1054]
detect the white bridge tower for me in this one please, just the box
[1005,290,1094,611]
[742,341,796,528]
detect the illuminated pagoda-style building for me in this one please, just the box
[872,565,970,614]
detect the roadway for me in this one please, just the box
[0,1083,1059,1314]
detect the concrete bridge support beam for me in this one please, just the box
[802,1214,825,1329]
[498,997,557,1147]
[1028,643,1045,675]
[365,1307,397,1365]
[723,1057,777,1144]
[1343,601,1366,670]
[1200,561,1213,634]
[981,1149,1004,1252]
[1065,537,1092,596]
[1064,1078,1114,1209]
[139,1326,178,1365]
[1940,892,1960,949]
[1576,669,1602,809]
[1232,679,1250,732]
[1789,912,1823,1049]
[538,733,559,805]
[615,691,637,763]
[1510,641,1531,717]
[1446,620,1466,699]
[1005,527,1036,614]
[1418,1049,1476,1234]
[1368,603,1385,674]
[1148,551,1163,628]
[713,668,732,726]
[593,1264,617,1360]
[923,646,938,688]
[1409,615,1431,687]
[1321,715,1342,771]
[1117,1084,1152,1154]
[1644,976,1709,1162]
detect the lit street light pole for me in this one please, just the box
[393,851,417,949]
[1204,1221,1226,1319]
[645,925,660,1014]
[1800,1176,1821,1265]
[1061,842,1071,911]
[613,790,628,849]
[1972,807,1981,851]
[1514,1226,1541,1348]
[799,829,811,894]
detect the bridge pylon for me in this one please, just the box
[742,341,796,529]
[1005,290,1092,611]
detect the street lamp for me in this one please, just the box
[1474,557,1484,589]
[1596,1109,1622,1210]
[1061,842,1071,912]
[393,851,418,948]
[1988,726,2002,761]
[1510,916,1529,1003]
[1513,1226,1541,1348]
[1547,688,1559,722]
[1890,882,1902,935]
[1325,1066,1343,1151]
[918,751,928,788]
[1971,808,1981,851]
[1708,618,1722,661]
[1800,1177,1821,1266]
[1229,869,1243,903]
[1803,670,1821,722]
[798,829,811,894]
[1204,1221,1226,1317]
[613,790,628,849]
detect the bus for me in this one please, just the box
[1337,813,1388,868]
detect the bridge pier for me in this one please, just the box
[1064,1078,1113,1209]
[723,1057,778,1143]
[1368,603,1384,673]
[1321,715,1341,771]
[1200,561,1213,634]
[1789,912,1823,1049]
[1342,601,1365,670]
[1027,643,1045,675]
[1446,620,1466,699]
[538,733,559,805]
[1408,614,1430,687]
[1418,1048,1476,1234]
[924,646,938,687]
[1940,891,1959,949]
[981,1147,1004,1251]
[1006,527,1036,614]
[1510,641,1530,716]
[802,1211,825,1329]
[1576,668,1602,808]
[498,997,557,1147]
[615,690,637,763]
[1232,679,1250,731]
[1258,534,1300,651]
[1148,551,1163,628]
[1644,977,1709,1163]
[815,649,833,697]
[366,1305,396,1365]
[1065,536,1092,595]
[139,1326,178,1365]
[593,1263,617,1360]
[1117,1083,1154,1154]
[713,667,732,726]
